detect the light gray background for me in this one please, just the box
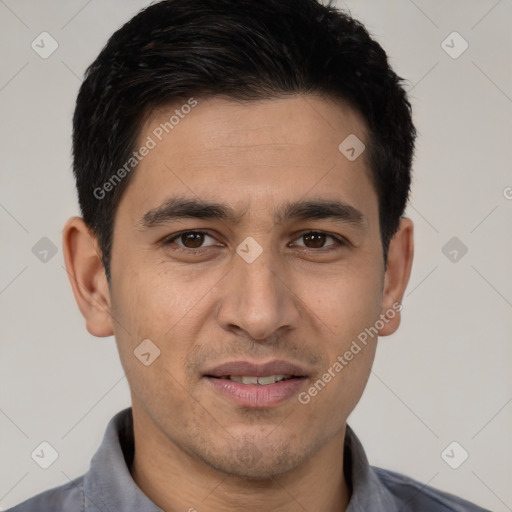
[1,1,511,510]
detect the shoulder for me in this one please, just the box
[6,475,85,512]
[372,466,492,512]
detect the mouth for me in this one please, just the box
[203,360,309,408]
[214,374,296,385]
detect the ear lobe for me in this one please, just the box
[378,217,414,337]
[62,217,114,337]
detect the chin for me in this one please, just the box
[198,439,305,481]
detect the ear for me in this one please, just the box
[378,217,414,336]
[62,217,114,337]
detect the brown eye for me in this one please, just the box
[303,232,327,248]
[180,232,205,248]
[165,231,217,249]
[293,231,341,249]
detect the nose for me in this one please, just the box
[216,244,301,342]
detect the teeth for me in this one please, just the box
[229,375,291,385]
[257,375,284,385]
[242,376,260,385]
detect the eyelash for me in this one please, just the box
[162,230,347,254]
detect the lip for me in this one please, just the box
[203,360,309,408]
[204,376,307,408]
[204,360,308,378]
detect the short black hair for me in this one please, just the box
[72,0,416,281]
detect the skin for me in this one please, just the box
[63,94,414,512]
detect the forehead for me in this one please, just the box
[144,94,367,162]
[117,95,377,224]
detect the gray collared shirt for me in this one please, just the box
[8,407,491,511]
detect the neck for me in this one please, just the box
[130,411,351,512]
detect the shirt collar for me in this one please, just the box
[343,423,400,511]
[83,407,397,512]
[83,407,162,512]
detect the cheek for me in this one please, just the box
[109,271,194,412]
[112,258,202,337]
[109,259,223,387]
[300,262,383,340]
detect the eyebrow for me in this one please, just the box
[138,196,366,229]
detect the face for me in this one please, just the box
[105,95,392,478]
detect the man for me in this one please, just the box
[9,0,491,510]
